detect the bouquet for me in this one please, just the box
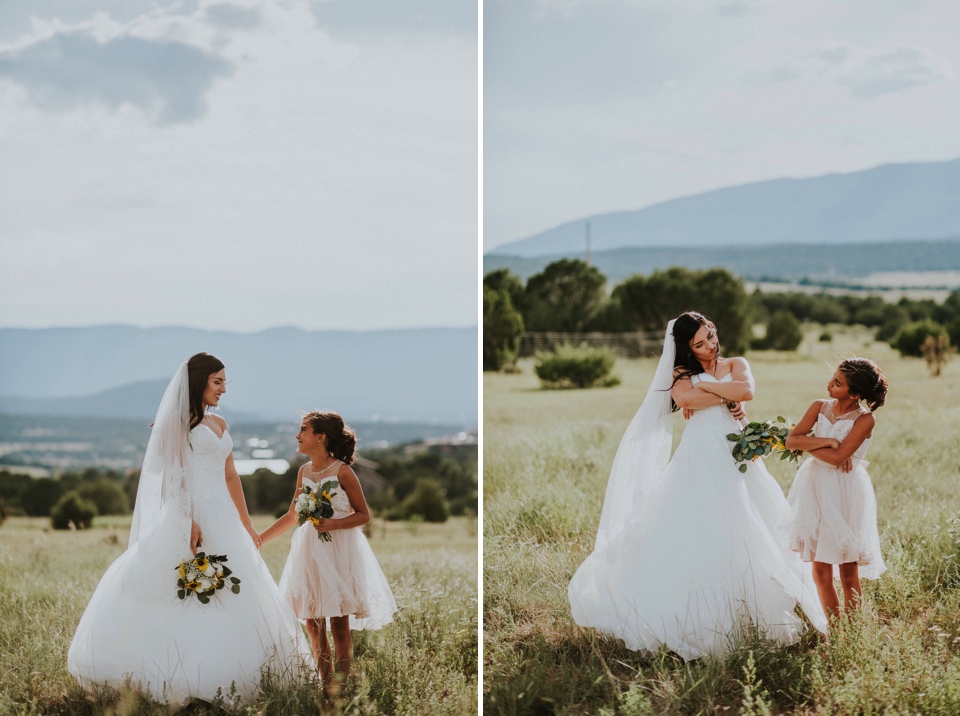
[296,481,339,542]
[726,416,802,473]
[176,552,240,604]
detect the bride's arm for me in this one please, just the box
[671,375,730,410]
[224,453,260,546]
[693,357,755,402]
[259,467,304,545]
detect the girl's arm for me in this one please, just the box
[259,466,305,546]
[692,357,755,402]
[313,464,371,534]
[785,401,841,452]
[806,412,875,468]
[224,449,260,546]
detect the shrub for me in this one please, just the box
[388,479,449,523]
[534,343,620,389]
[50,491,98,530]
[819,331,832,342]
[764,310,804,351]
[74,478,130,515]
[891,320,949,357]
[20,477,64,517]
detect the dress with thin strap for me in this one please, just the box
[278,465,396,629]
[785,400,885,579]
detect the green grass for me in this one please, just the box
[484,325,960,714]
[0,514,478,715]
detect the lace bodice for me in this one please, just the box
[303,469,353,519]
[815,400,871,462]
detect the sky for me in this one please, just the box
[0,0,477,331]
[484,0,960,251]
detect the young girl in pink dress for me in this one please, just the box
[785,357,888,620]
[260,411,396,685]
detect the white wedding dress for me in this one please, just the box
[569,368,828,660]
[68,423,312,704]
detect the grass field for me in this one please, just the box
[0,514,478,715]
[484,325,960,714]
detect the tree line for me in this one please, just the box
[484,259,960,370]
[0,443,477,529]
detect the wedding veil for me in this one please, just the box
[129,361,192,548]
[592,319,677,553]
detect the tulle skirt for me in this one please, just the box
[786,457,885,579]
[278,524,397,630]
[569,410,827,660]
[67,504,312,704]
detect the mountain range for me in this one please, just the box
[488,158,960,258]
[0,325,477,425]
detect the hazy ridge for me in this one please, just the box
[0,325,477,425]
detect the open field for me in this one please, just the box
[0,515,478,715]
[484,325,960,714]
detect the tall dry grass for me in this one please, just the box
[0,515,477,715]
[484,325,960,714]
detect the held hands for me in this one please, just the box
[247,527,262,549]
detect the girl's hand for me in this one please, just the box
[247,526,261,548]
[828,438,841,450]
[313,517,335,533]
[840,458,853,473]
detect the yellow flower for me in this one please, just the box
[321,491,331,500]
[178,563,186,578]
[195,558,208,571]
[308,516,320,525]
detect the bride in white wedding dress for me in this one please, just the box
[68,353,311,704]
[569,312,827,660]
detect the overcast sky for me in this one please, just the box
[0,0,477,331]
[484,0,960,251]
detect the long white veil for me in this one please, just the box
[592,319,677,553]
[129,361,192,551]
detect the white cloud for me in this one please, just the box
[0,0,477,331]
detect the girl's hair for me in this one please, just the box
[187,352,225,429]
[666,311,714,410]
[304,411,357,465]
[838,356,887,412]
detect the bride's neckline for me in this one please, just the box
[196,422,227,440]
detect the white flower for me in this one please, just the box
[199,579,212,591]
[203,564,215,577]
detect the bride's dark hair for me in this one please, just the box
[187,352,225,429]
[666,311,714,411]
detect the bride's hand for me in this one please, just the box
[728,402,746,421]
[682,408,694,420]
[247,528,262,549]
[190,520,203,555]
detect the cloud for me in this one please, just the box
[204,3,262,30]
[309,0,476,38]
[0,30,232,124]
[838,47,943,98]
[771,45,943,99]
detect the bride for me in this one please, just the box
[68,353,312,704]
[568,312,827,660]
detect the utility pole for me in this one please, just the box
[585,220,591,266]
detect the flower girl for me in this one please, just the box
[260,411,396,684]
[784,357,888,620]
